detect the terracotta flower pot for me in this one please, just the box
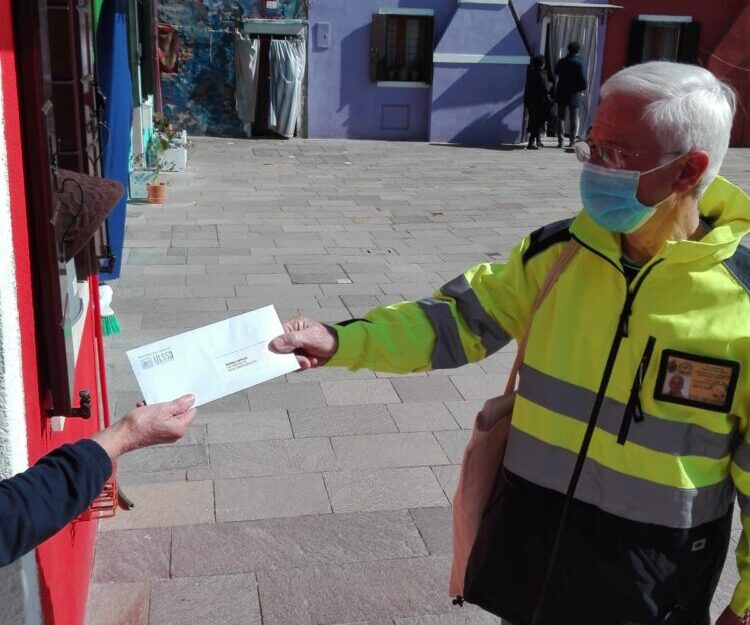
[146,181,166,204]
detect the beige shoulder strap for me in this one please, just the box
[504,239,580,394]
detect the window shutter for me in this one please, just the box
[370,14,387,82]
[626,20,647,66]
[423,16,435,84]
[677,22,701,64]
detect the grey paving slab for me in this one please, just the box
[214,473,331,522]
[86,582,149,625]
[325,467,448,513]
[290,404,397,438]
[257,556,458,625]
[286,365,376,383]
[188,438,336,480]
[93,528,171,583]
[149,574,261,625]
[433,431,472,465]
[444,400,484,430]
[391,377,463,403]
[449,374,506,401]
[171,510,426,578]
[117,444,207,474]
[118,469,188,486]
[387,402,458,432]
[332,433,450,470]
[100,481,214,532]
[432,465,460,500]
[246,381,327,411]
[322,379,401,405]
[204,410,292,443]
[409,507,453,557]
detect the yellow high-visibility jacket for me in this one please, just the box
[328,176,750,618]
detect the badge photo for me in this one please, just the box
[654,349,740,413]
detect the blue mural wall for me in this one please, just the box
[158,0,306,137]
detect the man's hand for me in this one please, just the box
[716,607,748,625]
[269,316,338,370]
[92,394,197,460]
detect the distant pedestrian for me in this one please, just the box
[524,55,552,150]
[554,41,588,148]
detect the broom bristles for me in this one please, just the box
[101,313,121,337]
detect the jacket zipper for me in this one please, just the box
[617,336,657,445]
[530,256,665,625]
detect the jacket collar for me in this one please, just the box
[570,175,750,270]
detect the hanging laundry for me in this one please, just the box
[268,37,306,138]
[234,34,261,137]
[158,24,179,74]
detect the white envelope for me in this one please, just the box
[126,305,299,407]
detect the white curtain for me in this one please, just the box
[234,34,261,137]
[550,14,598,134]
[269,38,306,139]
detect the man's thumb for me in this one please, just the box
[171,394,196,413]
[269,333,301,353]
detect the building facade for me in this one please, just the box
[600,0,749,147]
[306,0,616,145]
[159,0,617,146]
[0,2,122,624]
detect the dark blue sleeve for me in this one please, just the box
[0,439,112,566]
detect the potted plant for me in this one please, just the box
[145,114,175,204]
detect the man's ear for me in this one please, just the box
[674,150,709,193]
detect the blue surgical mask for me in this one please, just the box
[579,160,678,233]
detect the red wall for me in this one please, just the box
[1,2,104,624]
[601,0,749,146]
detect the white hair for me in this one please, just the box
[600,61,737,194]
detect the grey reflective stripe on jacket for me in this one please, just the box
[418,298,469,368]
[440,274,511,356]
[738,493,750,517]
[518,364,735,459]
[504,427,736,529]
[733,440,750,474]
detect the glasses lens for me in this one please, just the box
[574,141,590,163]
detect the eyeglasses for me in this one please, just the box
[574,140,683,169]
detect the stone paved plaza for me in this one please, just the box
[86,139,750,625]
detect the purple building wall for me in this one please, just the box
[430,3,529,145]
[307,0,454,141]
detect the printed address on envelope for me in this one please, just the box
[126,305,299,407]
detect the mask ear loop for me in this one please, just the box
[640,151,689,177]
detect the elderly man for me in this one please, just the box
[0,395,196,566]
[272,61,750,624]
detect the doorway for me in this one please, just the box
[235,25,308,139]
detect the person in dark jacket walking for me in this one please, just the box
[524,55,552,150]
[0,394,196,566]
[554,41,588,148]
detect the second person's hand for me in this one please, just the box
[269,315,338,370]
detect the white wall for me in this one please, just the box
[0,51,43,625]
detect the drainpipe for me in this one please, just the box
[508,0,533,57]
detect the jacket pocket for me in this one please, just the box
[618,336,657,445]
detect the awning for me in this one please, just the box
[538,2,623,20]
